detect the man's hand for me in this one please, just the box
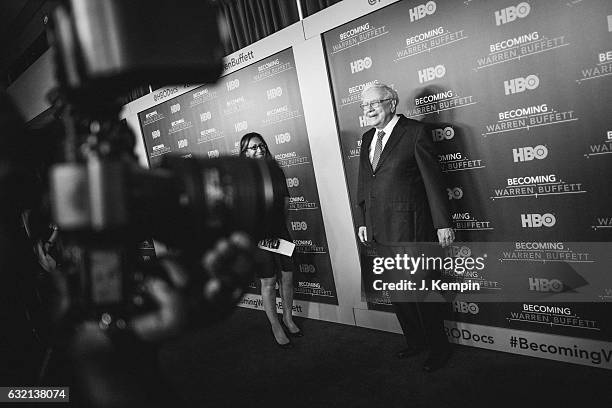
[358,226,368,243]
[130,260,188,342]
[35,241,57,272]
[131,232,253,342]
[437,228,455,248]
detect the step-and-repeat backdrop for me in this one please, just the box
[323,0,612,366]
[137,48,338,305]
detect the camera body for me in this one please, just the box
[44,0,285,323]
[50,0,225,106]
[50,153,285,319]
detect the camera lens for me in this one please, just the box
[134,156,286,251]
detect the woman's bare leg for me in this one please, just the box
[261,277,289,344]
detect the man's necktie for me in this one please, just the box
[371,130,385,170]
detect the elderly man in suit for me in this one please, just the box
[356,82,455,372]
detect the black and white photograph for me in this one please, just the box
[1,0,611,406]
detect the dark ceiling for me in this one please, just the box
[0,0,336,91]
[0,0,55,89]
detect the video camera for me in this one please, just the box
[39,0,285,326]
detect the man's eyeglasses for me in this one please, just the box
[247,143,266,152]
[359,98,392,110]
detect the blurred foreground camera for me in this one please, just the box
[0,0,288,402]
[50,0,225,105]
[38,0,284,323]
[50,155,285,320]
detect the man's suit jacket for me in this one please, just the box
[356,114,450,243]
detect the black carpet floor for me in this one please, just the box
[158,308,612,408]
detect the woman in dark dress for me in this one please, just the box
[239,132,302,348]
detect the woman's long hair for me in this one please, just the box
[239,132,270,158]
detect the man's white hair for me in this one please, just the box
[361,82,398,104]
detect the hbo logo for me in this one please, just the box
[267,87,283,100]
[418,64,445,83]
[504,74,540,95]
[452,301,479,314]
[200,111,212,122]
[447,187,463,200]
[226,79,240,91]
[529,277,563,292]
[299,264,316,274]
[170,103,181,114]
[432,126,454,142]
[286,177,300,188]
[234,121,248,132]
[291,221,308,231]
[151,130,160,139]
[350,57,372,74]
[208,150,219,158]
[521,213,556,228]
[513,145,548,162]
[495,2,531,26]
[448,245,472,258]
[409,1,437,22]
[275,132,291,144]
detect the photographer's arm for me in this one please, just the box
[130,232,254,341]
[68,232,256,407]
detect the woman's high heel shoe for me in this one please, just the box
[281,321,303,338]
[271,330,293,349]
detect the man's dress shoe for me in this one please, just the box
[423,347,452,372]
[396,346,423,359]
